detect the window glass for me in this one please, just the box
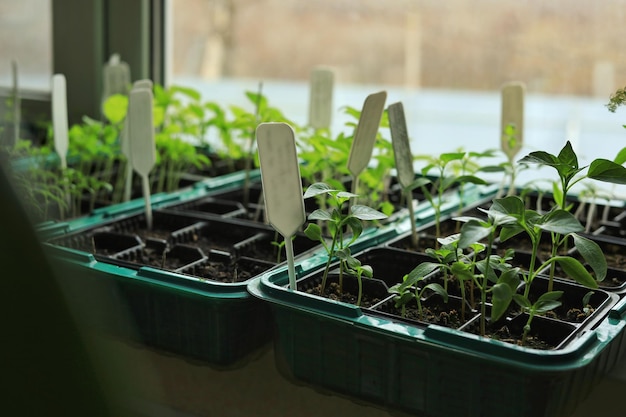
[0,0,52,91]
[169,0,626,191]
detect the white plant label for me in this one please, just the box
[51,74,69,170]
[103,53,131,99]
[256,122,305,290]
[501,82,525,160]
[347,91,387,177]
[388,102,415,189]
[129,88,156,229]
[122,80,154,201]
[308,67,334,130]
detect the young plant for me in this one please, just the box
[518,141,626,289]
[388,264,448,320]
[303,182,387,304]
[415,151,488,243]
[491,196,604,294]
[456,205,522,336]
[512,290,563,346]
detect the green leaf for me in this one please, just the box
[490,196,525,219]
[491,282,513,321]
[350,205,388,220]
[518,150,560,168]
[572,234,607,282]
[304,223,322,241]
[336,191,359,199]
[393,292,415,308]
[458,220,492,249]
[588,159,626,184]
[498,224,525,242]
[344,216,363,241]
[513,294,532,310]
[554,256,598,289]
[440,152,466,164]
[557,141,579,170]
[404,177,431,192]
[450,261,475,282]
[533,291,564,313]
[304,182,338,199]
[423,283,448,303]
[614,147,626,165]
[102,94,128,124]
[308,209,333,221]
[498,267,521,291]
[360,264,373,278]
[455,174,488,185]
[406,262,440,285]
[537,209,584,235]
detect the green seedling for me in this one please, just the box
[512,290,563,346]
[491,196,604,295]
[415,151,488,243]
[303,182,387,301]
[270,233,296,264]
[480,124,531,198]
[389,264,448,320]
[456,205,522,336]
[337,248,373,306]
[518,141,625,290]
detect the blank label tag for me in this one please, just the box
[388,102,415,189]
[51,74,69,169]
[103,54,131,99]
[501,82,525,160]
[129,88,156,177]
[256,123,305,237]
[347,91,387,176]
[308,67,334,130]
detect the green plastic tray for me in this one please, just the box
[248,252,626,417]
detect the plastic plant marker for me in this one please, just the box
[121,117,132,201]
[308,67,334,130]
[51,74,69,170]
[102,53,131,101]
[133,79,153,90]
[388,102,419,246]
[347,91,387,198]
[500,82,525,160]
[256,122,306,291]
[122,80,154,202]
[128,88,156,229]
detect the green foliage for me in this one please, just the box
[389,267,448,320]
[414,150,489,241]
[513,291,563,345]
[303,182,387,304]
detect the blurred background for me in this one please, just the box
[2,0,625,95]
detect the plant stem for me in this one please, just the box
[480,232,495,337]
[320,232,338,294]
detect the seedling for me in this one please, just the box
[415,151,488,243]
[456,205,521,336]
[389,265,448,320]
[303,182,387,300]
[512,291,563,346]
[491,196,604,296]
[518,141,626,289]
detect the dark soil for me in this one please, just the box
[188,259,270,283]
[465,319,555,350]
[306,282,385,308]
[376,296,470,329]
